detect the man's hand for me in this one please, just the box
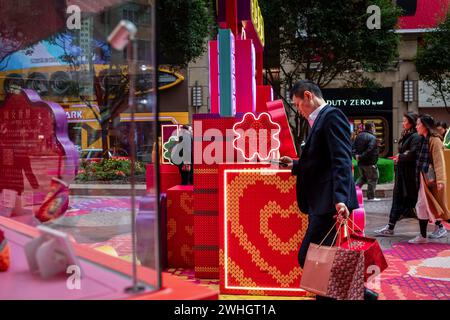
[279,156,294,169]
[438,183,444,191]
[334,202,349,224]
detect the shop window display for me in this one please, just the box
[0,0,173,299]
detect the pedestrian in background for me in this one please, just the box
[375,112,421,236]
[353,122,380,201]
[436,121,448,141]
[409,114,449,244]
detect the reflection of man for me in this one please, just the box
[280,80,370,299]
[0,149,40,214]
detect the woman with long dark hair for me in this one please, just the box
[409,114,449,243]
[375,112,421,236]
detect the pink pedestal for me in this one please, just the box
[356,186,364,207]
[0,227,135,299]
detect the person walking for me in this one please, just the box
[279,80,378,300]
[409,114,449,244]
[353,122,380,201]
[436,121,448,141]
[375,112,421,236]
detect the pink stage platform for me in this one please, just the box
[0,217,218,300]
[0,226,136,300]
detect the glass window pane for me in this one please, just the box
[0,0,160,297]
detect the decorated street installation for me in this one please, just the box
[146,0,367,296]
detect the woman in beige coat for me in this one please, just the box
[409,115,450,244]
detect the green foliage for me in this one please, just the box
[352,158,394,184]
[76,158,146,182]
[260,0,401,88]
[415,13,450,109]
[158,0,215,68]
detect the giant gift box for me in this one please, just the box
[219,164,310,296]
[167,185,194,268]
[193,114,239,278]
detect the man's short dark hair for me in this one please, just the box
[289,80,323,100]
[364,122,375,132]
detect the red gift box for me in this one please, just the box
[219,164,310,296]
[167,185,194,268]
[192,115,239,279]
[340,234,388,281]
[266,100,298,158]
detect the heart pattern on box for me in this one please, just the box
[260,202,305,255]
[223,172,308,290]
[180,192,193,215]
[167,218,176,240]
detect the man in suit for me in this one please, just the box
[280,80,376,300]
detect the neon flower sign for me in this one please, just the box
[232,112,281,161]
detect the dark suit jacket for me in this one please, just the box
[292,105,359,216]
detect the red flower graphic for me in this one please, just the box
[233,112,281,160]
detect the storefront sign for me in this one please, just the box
[326,98,385,107]
[250,0,265,47]
[238,0,265,50]
[65,110,83,119]
[322,87,393,157]
[217,0,265,50]
[323,88,393,112]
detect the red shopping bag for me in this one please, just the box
[340,233,388,282]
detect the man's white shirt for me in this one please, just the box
[307,102,327,128]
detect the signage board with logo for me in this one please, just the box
[322,88,393,157]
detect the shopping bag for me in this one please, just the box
[35,178,69,223]
[340,233,388,282]
[300,243,338,296]
[0,228,10,272]
[300,221,365,300]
